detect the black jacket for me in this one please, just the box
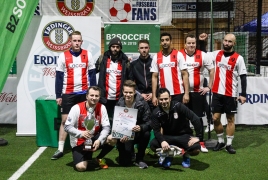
[96,50,129,104]
[151,102,202,143]
[129,56,153,94]
[116,93,151,133]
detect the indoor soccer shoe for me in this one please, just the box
[225,145,236,154]
[213,142,226,151]
[51,150,63,160]
[200,142,208,153]
[162,157,173,168]
[96,158,109,169]
[182,155,190,168]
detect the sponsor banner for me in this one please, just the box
[17,16,101,135]
[41,0,172,26]
[237,77,268,125]
[104,23,160,55]
[0,0,38,92]
[0,77,17,124]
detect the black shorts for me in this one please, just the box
[211,93,237,114]
[186,92,206,117]
[72,133,100,165]
[61,94,86,114]
[171,94,183,103]
[150,134,201,152]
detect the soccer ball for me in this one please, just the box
[109,0,131,22]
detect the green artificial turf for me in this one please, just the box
[1,124,268,180]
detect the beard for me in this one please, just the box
[223,45,233,51]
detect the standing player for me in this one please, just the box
[52,31,96,160]
[199,33,247,154]
[180,34,215,153]
[151,32,189,106]
[129,39,154,112]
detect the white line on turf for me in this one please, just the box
[8,147,47,180]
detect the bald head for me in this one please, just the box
[223,33,236,52]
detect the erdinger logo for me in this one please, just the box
[42,21,75,52]
[57,0,94,16]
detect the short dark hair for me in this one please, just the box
[138,39,150,46]
[70,31,82,39]
[157,88,170,98]
[160,32,172,41]
[86,86,101,96]
[123,80,136,90]
[184,34,196,43]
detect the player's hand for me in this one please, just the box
[132,125,141,132]
[237,96,246,105]
[56,98,62,106]
[183,93,189,104]
[161,141,170,151]
[81,130,91,139]
[152,96,158,106]
[199,33,208,41]
[199,87,210,95]
[120,136,129,143]
[92,140,101,151]
[188,137,199,147]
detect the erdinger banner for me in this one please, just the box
[17,16,101,135]
[41,0,172,26]
[0,0,38,92]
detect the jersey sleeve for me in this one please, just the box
[56,53,65,72]
[177,51,187,70]
[237,56,247,75]
[150,54,159,73]
[98,105,111,145]
[87,51,95,70]
[202,51,214,70]
[64,105,82,138]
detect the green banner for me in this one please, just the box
[104,24,160,53]
[0,0,38,92]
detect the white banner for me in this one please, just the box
[41,0,172,26]
[0,77,17,124]
[17,16,101,136]
[236,77,268,125]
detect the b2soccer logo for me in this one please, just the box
[109,0,131,22]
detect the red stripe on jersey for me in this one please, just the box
[80,50,88,91]
[212,50,224,93]
[105,58,111,99]
[180,50,202,92]
[115,61,122,100]
[225,53,239,96]
[157,52,166,88]
[193,50,202,91]
[64,51,74,93]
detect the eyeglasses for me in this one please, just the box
[111,45,120,49]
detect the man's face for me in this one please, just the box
[185,37,196,55]
[123,86,135,104]
[158,92,171,110]
[70,35,83,52]
[110,45,121,57]
[223,34,235,52]
[86,89,100,106]
[138,43,150,59]
[160,36,171,50]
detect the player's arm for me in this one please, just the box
[181,69,190,104]
[152,72,158,106]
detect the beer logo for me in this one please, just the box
[56,0,94,16]
[42,21,75,52]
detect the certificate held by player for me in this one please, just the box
[112,106,137,140]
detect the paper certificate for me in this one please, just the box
[112,106,138,140]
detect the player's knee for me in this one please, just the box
[76,163,87,172]
[106,135,117,146]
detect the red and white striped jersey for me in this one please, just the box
[208,50,247,97]
[105,58,122,100]
[150,49,187,95]
[180,49,214,92]
[56,50,95,94]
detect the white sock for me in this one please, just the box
[58,141,65,152]
[217,133,224,143]
[226,135,234,146]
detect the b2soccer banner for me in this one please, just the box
[41,0,172,26]
[0,0,38,92]
[104,23,160,54]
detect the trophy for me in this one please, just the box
[83,108,95,151]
